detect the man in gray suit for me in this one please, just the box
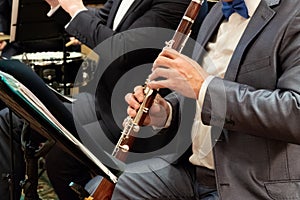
[123,0,300,199]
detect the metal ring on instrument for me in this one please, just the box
[182,16,195,23]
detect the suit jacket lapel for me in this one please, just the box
[224,0,277,81]
[107,0,123,28]
[194,0,279,81]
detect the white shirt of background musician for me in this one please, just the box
[189,0,261,170]
[113,0,135,31]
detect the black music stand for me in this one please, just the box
[0,60,124,200]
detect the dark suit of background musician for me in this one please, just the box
[43,0,208,199]
[52,0,205,49]
[119,0,300,199]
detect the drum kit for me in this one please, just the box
[0,32,94,95]
[11,51,85,94]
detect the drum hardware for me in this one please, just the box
[19,122,55,200]
[0,34,10,41]
[3,109,16,200]
[2,110,54,200]
[70,58,97,87]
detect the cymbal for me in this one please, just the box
[0,35,10,41]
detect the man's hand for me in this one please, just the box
[125,85,170,127]
[44,0,60,8]
[44,0,85,17]
[0,33,7,51]
[65,37,82,47]
[58,0,86,17]
[0,41,7,51]
[148,48,209,99]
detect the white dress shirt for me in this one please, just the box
[113,0,135,30]
[189,0,261,169]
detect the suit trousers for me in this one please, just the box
[111,157,219,200]
[46,91,219,200]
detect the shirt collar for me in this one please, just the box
[244,0,261,17]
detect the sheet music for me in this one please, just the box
[0,70,118,183]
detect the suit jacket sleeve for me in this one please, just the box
[201,10,300,144]
[50,0,113,38]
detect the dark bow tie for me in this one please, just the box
[222,0,249,20]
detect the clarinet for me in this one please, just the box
[91,1,204,199]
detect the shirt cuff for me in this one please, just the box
[164,102,173,128]
[197,75,215,114]
[47,5,61,17]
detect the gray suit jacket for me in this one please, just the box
[193,0,300,199]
